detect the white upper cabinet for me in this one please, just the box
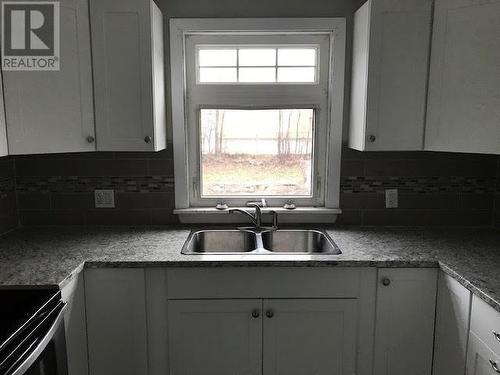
[0,71,8,157]
[349,0,432,151]
[425,0,500,154]
[90,0,166,151]
[3,0,95,155]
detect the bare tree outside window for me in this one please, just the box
[200,109,314,196]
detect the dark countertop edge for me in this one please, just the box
[438,262,500,314]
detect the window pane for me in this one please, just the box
[239,68,276,83]
[239,48,276,66]
[199,68,237,83]
[278,48,316,66]
[199,49,237,67]
[200,109,314,196]
[277,67,316,83]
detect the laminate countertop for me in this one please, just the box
[0,226,499,311]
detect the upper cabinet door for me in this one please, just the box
[90,0,166,151]
[349,0,432,151]
[3,0,95,155]
[262,299,358,375]
[425,0,500,154]
[0,70,8,157]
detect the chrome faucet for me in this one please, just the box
[229,203,262,228]
[228,204,279,230]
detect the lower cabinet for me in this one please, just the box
[83,267,446,375]
[61,272,89,375]
[262,299,357,375]
[433,271,472,375]
[168,299,262,375]
[467,295,500,375]
[85,268,148,375]
[467,333,500,375]
[168,299,357,375]
[374,268,438,375]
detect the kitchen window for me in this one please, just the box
[170,19,345,221]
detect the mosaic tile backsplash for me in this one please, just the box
[0,145,499,227]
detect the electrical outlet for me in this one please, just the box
[385,189,398,209]
[94,189,115,208]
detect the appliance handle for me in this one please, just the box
[10,303,66,375]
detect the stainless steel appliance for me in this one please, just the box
[0,289,67,375]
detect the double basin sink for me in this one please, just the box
[182,228,341,255]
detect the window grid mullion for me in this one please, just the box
[275,48,278,82]
[236,47,240,82]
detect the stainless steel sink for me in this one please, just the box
[181,229,257,254]
[261,229,341,254]
[182,228,341,255]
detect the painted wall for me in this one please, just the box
[3,0,500,227]
[156,0,365,143]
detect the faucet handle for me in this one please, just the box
[246,198,267,208]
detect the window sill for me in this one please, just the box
[173,207,342,224]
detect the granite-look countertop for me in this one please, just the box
[0,226,499,312]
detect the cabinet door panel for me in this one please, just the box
[3,0,95,154]
[0,70,8,156]
[467,333,500,375]
[90,0,156,151]
[85,269,148,375]
[374,268,437,375]
[432,272,471,375]
[426,0,500,154]
[168,299,262,375]
[349,0,431,151]
[470,295,500,358]
[263,299,357,375]
[433,272,472,375]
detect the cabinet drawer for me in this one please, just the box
[467,332,500,375]
[470,295,500,357]
[167,267,366,299]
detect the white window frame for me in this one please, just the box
[170,18,345,221]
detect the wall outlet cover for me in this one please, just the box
[94,189,115,208]
[385,189,398,209]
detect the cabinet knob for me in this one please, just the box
[251,309,260,318]
[493,331,500,342]
[86,135,95,143]
[381,277,391,286]
[490,360,500,373]
[266,309,274,318]
[368,135,376,143]
[144,136,152,144]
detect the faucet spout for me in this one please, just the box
[228,208,258,227]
